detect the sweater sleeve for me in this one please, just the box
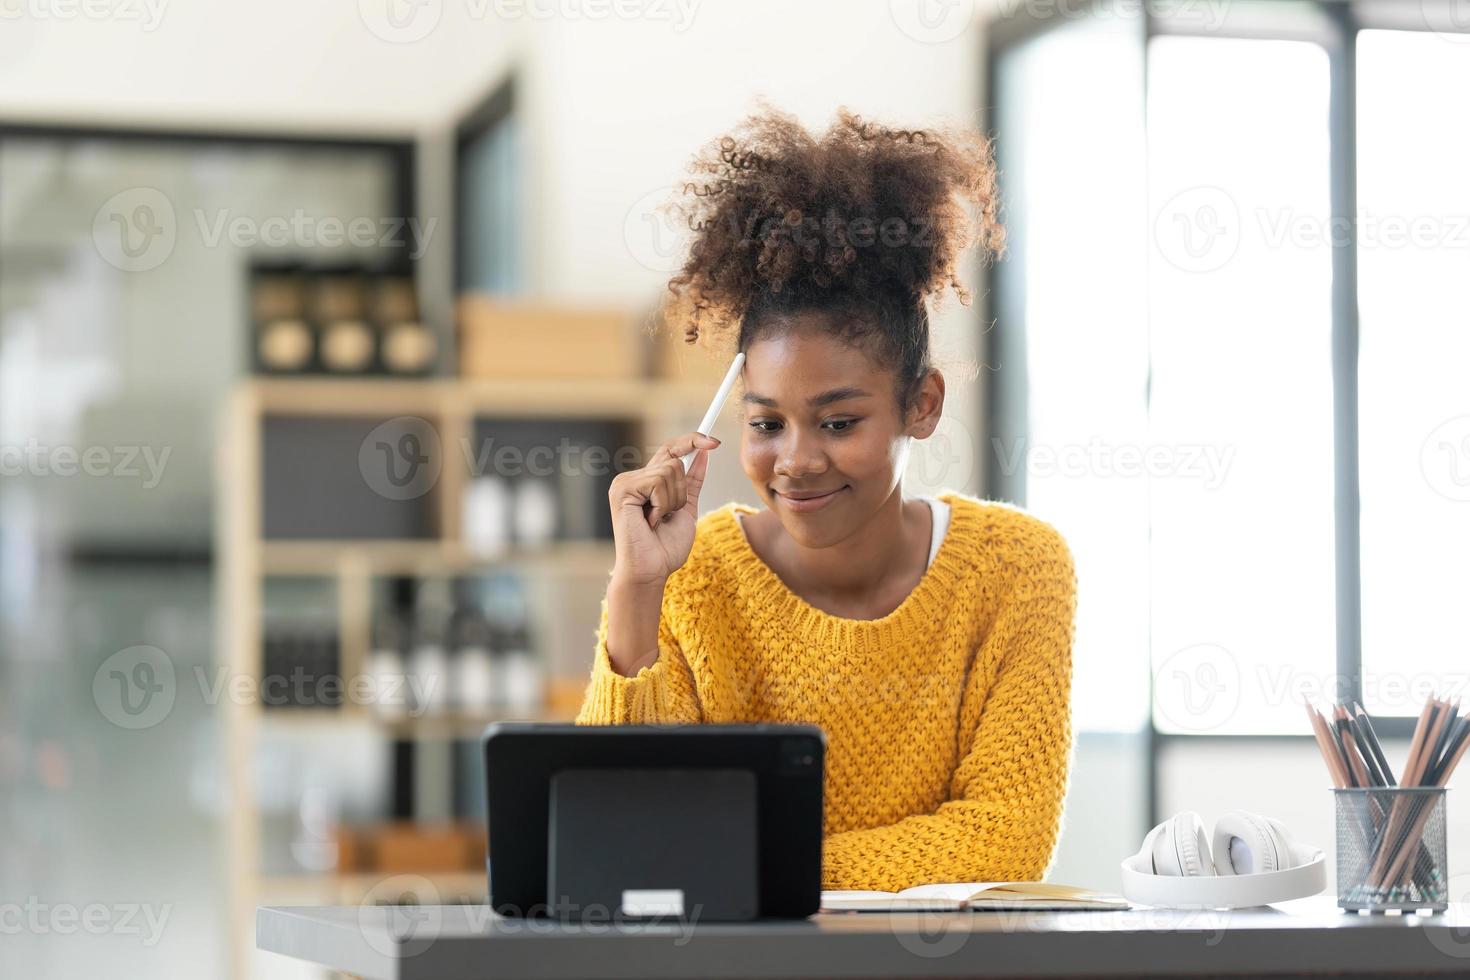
[820,532,1077,891]
[572,590,704,726]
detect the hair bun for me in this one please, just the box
[666,103,1004,346]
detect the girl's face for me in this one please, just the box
[739,317,943,548]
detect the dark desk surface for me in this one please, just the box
[258,898,1470,979]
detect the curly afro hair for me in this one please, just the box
[664,103,1004,411]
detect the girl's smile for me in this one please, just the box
[773,484,849,513]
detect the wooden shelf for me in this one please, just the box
[221,371,707,977]
[245,375,715,419]
[259,538,615,576]
[256,705,575,737]
[377,708,574,738]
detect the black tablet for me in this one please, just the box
[482,722,825,920]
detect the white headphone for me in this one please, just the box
[1121,809,1325,909]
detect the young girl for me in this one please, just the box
[575,107,1077,893]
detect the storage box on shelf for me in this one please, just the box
[457,297,640,381]
[458,293,735,385]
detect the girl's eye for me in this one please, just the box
[747,419,859,434]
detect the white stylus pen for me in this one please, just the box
[680,352,746,472]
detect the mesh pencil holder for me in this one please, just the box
[1333,787,1448,912]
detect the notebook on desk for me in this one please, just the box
[820,881,1130,912]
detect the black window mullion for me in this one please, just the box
[1325,1,1364,710]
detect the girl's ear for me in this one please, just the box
[904,369,945,438]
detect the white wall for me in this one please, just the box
[0,1,519,132]
[1054,733,1149,890]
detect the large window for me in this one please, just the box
[988,2,1468,735]
[1355,29,1470,717]
[1146,35,1336,735]
[991,15,1149,734]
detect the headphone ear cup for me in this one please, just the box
[1152,811,1215,877]
[1135,821,1169,873]
[1213,809,1293,875]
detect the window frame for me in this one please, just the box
[453,75,519,296]
[982,0,1467,747]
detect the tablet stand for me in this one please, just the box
[547,767,759,922]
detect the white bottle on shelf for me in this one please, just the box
[512,475,558,548]
[462,475,511,558]
[408,579,452,716]
[363,613,409,720]
[497,625,544,715]
[451,581,496,714]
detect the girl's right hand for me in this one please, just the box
[608,431,721,587]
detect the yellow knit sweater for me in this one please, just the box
[574,490,1077,892]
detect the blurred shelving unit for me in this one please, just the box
[217,372,719,978]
